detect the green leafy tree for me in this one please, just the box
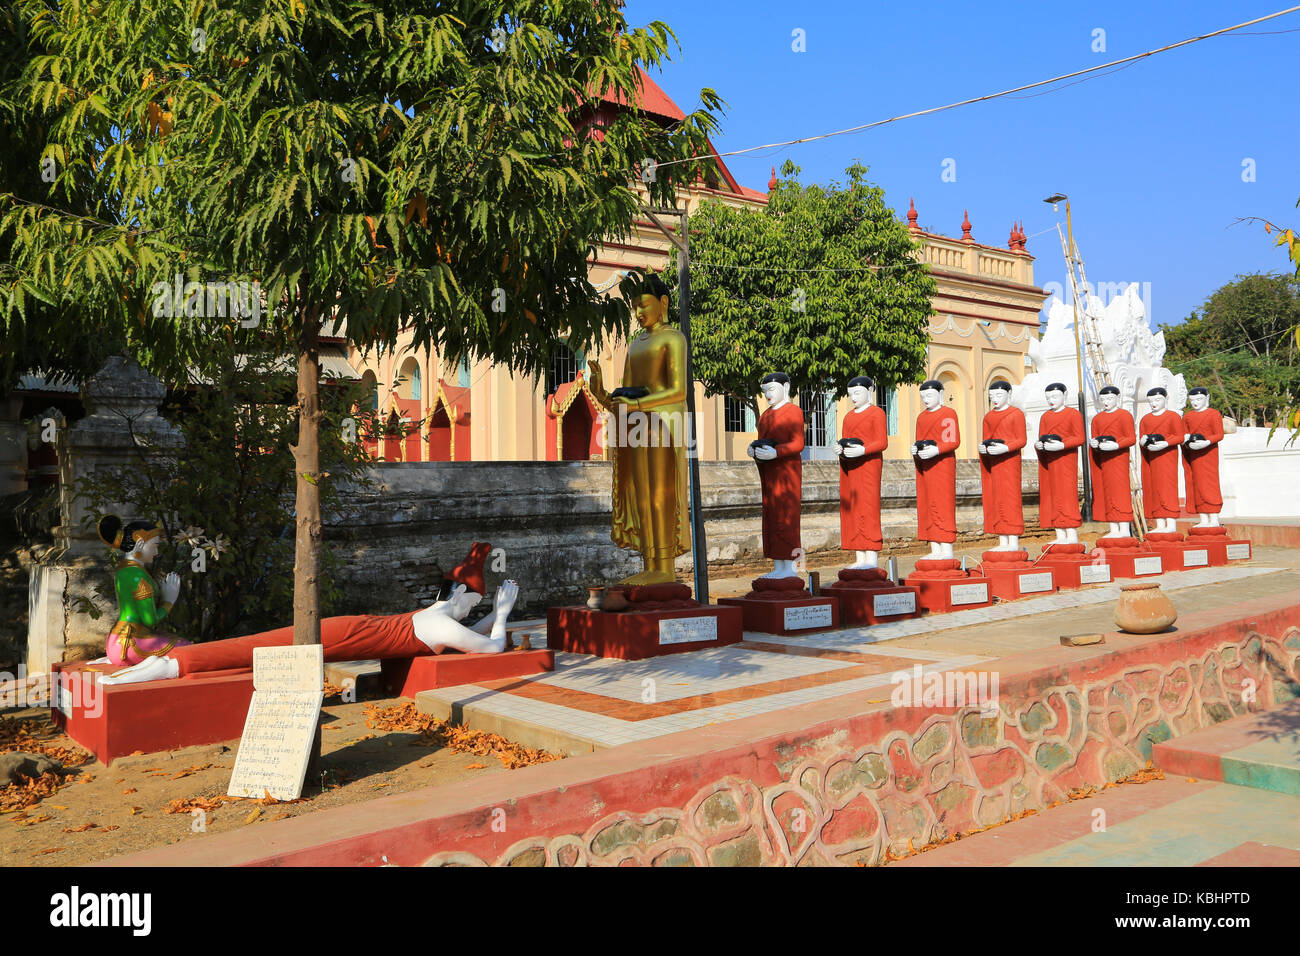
[2,0,723,652]
[671,160,936,410]
[1161,272,1300,425]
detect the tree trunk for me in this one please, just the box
[292,318,324,776]
[293,321,323,647]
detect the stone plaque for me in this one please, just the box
[658,616,718,645]
[1017,572,1054,594]
[784,603,834,630]
[1183,549,1209,568]
[1226,543,1251,560]
[950,582,989,606]
[873,591,916,617]
[227,645,324,801]
[1133,556,1162,576]
[1078,564,1111,584]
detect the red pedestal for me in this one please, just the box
[977,550,1057,601]
[1184,527,1251,563]
[1185,526,1229,566]
[50,661,255,766]
[902,559,994,614]
[1090,537,1163,579]
[716,577,838,636]
[548,583,743,660]
[1143,532,1214,572]
[1036,542,1113,589]
[381,649,554,697]
[824,568,921,626]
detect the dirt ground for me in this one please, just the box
[0,686,561,867]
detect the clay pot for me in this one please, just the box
[585,586,604,611]
[602,588,629,612]
[1114,582,1177,634]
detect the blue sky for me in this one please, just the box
[623,1,1300,329]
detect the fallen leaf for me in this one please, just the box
[33,847,65,855]
[464,763,486,770]
[62,823,97,833]
[244,808,262,824]
[121,788,137,795]
[128,806,142,816]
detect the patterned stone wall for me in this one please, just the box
[420,621,1300,867]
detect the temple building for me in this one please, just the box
[349,72,1047,464]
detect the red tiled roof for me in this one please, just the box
[597,67,686,121]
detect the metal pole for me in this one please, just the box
[677,210,710,604]
[1064,200,1094,522]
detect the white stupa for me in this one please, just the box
[1015,282,1186,453]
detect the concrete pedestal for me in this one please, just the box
[902,558,993,614]
[823,568,921,626]
[380,648,555,698]
[548,583,743,660]
[717,577,838,636]
[978,550,1057,601]
[1036,543,1113,589]
[1090,537,1163,580]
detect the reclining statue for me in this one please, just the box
[101,540,518,685]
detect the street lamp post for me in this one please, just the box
[1043,192,1094,522]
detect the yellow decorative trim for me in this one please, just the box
[133,578,156,601]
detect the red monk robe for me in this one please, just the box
[979,405,1027,535]
[914,405,960,542]
[1035,405,1085,528]
[171,612,422,677]
[1181,407,1225,514]
[1139,409,1185,519]
[756,401,806,559]
[1088,408,1136,521]
[839,404,889,551]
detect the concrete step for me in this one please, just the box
[1153,698,1300,797]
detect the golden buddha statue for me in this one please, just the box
[587,276,691,586]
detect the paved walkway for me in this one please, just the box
[416,555,1299,753]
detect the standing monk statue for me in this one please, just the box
[1181,386,1225,527]
[978,380,1027,551]
[748,371,805,579]
[1033,382,1086,544]
[587,275,691,586]
[912,379,960,560]
[837,376,889,569]
[1138,386,1185,534]
[1088,384,1137,539]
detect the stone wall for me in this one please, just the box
[330,458,1045,616]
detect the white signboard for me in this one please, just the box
[784,603,834,630]
[1226,543,1251,560]
[950,582,989,606]
[1133,556,1163,576]
[873,591,916,617]
[1078,564,1111,585]
[1018,572,1054,594]
[658,616,718,646]
[228,645,324,801]
[1183,549,1209,568]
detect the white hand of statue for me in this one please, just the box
[1099,440,1119,452]
[1089,438,1099,448]
[1188,438,1211,451]
[746,443,757,459]
[1044,439,1066,452]
[161,573,181,605]
[917,445,940,460]
[494,579,518,617]
[1034,440,1045,451]
[1146,439,1169,452]
[984,441,1009,456]
[842,444,866,459]
[754,445,777,461]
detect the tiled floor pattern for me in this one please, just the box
[424,564,1282,749]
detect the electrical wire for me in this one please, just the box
[639,5,1300,176]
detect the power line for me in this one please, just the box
[642,5,1300,175]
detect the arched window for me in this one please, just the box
[545,347,579,395]
[409,363,422,400]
